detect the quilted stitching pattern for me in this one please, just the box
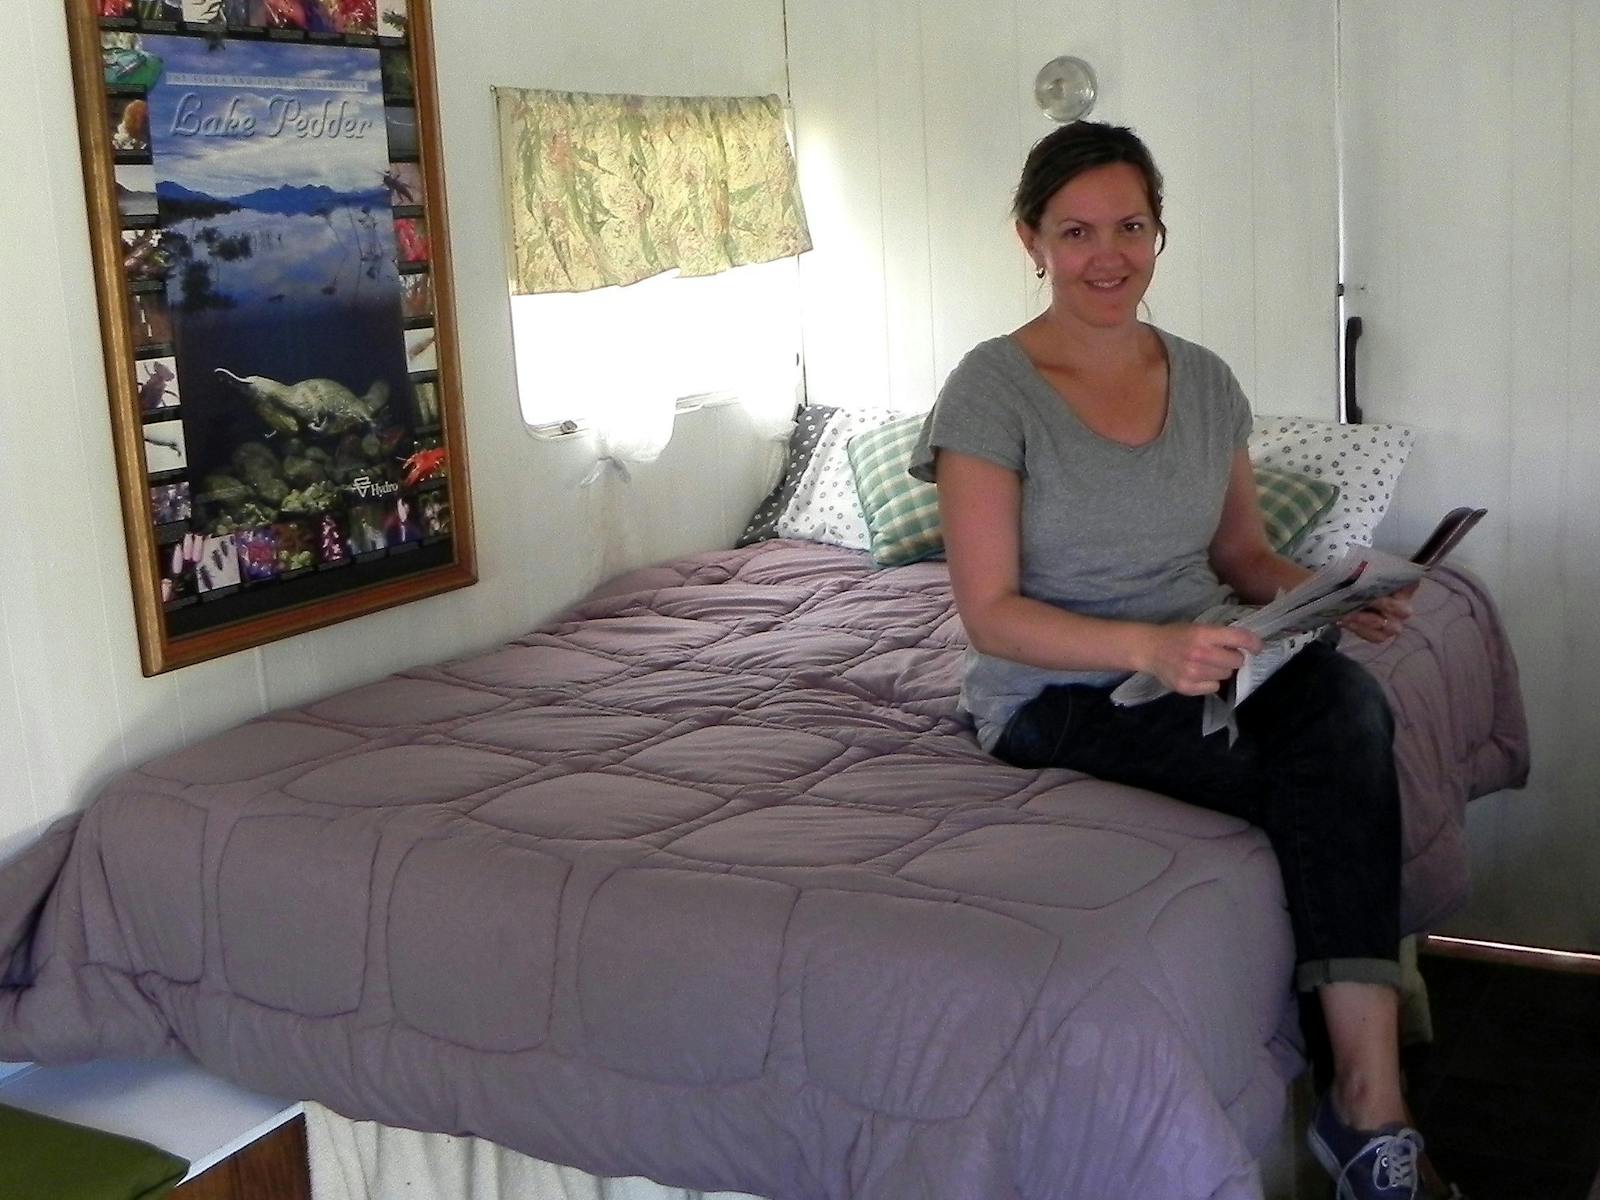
[0,544,1529,1200]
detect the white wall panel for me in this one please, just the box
[1564,3,1600,947]
[788,1,893,410]
[1342,0,1598,949]
[0,594,38,862]
[1497,4,1577,933]
[0,0,791,857]
[791,0,1337,416]
[920,1,1028,379]
[1130,0,1259,377]
[1,0,175,842]
[1249,0,1338,415]
[872,0,937,413]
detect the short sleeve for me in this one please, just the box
[907,344,1027,483]
[1225,364,1253,450]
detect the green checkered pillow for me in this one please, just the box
[846,415,943,565]
[1253,464,1340,554]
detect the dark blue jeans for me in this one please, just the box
[994,640,1401,993]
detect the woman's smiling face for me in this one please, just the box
[1021,161,1160,330]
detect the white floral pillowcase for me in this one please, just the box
[777,406,905,550]
[1248,417,1415,567]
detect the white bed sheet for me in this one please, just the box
[306,1101,764,1200]
[303,1091,1332,1200]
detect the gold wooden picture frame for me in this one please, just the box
[66,0,474,675]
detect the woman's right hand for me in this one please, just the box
[1138,623,1264,696]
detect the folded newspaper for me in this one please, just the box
[1109,506,1486,739]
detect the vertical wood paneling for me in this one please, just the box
[709,401,781,546]
[788,2,892,408]
[791,0,1335,412]
[1423,8,1517,922]
[1564,2,1600,949]
[1498,6,1575,922]
[0,0,46,858]
[1249,0,1338,416]
[1386,10,1515,586]
[1,0,183,824]
[920,0,1025,378]
[1342,0,1598,949]
[1118,0,1212,353]
[172,656,271,749]
[874,0,938,411]
[257,638,335,715]
[0,596,38,862]
[1182,0,1260,387]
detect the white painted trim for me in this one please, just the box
[183,1102,304,1183]
[525,391,743,441]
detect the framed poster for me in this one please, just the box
[67,0,475,675]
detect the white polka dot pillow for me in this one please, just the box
[737,404,839,546]
[777,406,903,551]
[1248,417,1415,567]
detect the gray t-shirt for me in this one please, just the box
[908,326,1253,750]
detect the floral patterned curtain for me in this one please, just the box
[495,88,812,295]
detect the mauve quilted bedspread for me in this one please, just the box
[0,542,1527,1200]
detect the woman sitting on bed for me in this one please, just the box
[908,121,1439,1200]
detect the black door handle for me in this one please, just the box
[1343,315,1364,424]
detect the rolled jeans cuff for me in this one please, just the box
[1295,956,1402,993]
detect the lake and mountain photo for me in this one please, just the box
[138,35,420,594]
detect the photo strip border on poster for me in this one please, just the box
[65,0,474,675]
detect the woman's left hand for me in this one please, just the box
[1338,584,1418,644]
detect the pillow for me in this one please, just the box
[1253,464,1340,556]
[1248,417,1414,566]
[0,1101,189,1199]
[835,448,1333,565]
[847,414,942,565]
[736,404,838,546]
[776,406,901,550]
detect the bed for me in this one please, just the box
[0,538,1529,1200]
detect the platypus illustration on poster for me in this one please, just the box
[215,368,389,436]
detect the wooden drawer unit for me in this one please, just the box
[174,1114,311,1200]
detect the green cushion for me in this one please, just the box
[0,1102,189,1200]
[847,415,943,565]
[1253,463,1340,554]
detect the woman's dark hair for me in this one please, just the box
[1013,121,1166,249]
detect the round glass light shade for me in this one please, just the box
[1033,56,1097,123]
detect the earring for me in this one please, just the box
[1034,265,1046,279]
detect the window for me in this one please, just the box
[510,258,803,430]
[495,87,810,433]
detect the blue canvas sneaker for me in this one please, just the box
[1307,1093,1423,1199]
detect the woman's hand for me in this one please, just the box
[1338,584,1418,644]
[1139,623,1264,696]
